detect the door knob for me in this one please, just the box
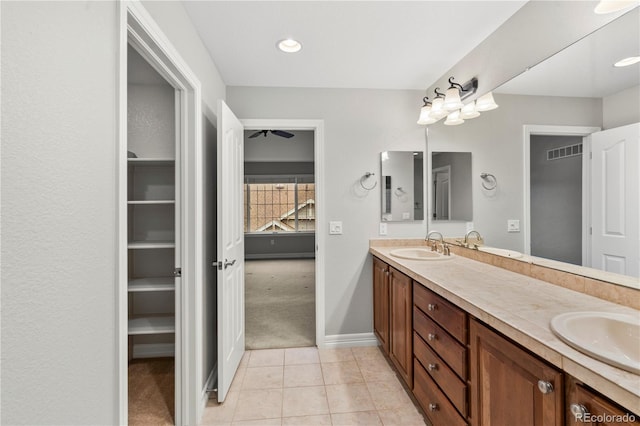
[224,259,236,269]
[428,403,439,411]
[427,333,437,341]
[537,380,554,394]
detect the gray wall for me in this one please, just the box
[245,130,314,162]
[1,1,226,423]
[530,135,583,265]
[245,234,316,259]
[228,87,426,336]
[603,85,640,130]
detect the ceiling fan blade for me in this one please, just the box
[271,130,295,138]
[248,130,265,138]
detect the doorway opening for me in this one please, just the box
[243,129,316,349]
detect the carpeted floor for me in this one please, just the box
[128,357,174,425]
[245,259,316,349]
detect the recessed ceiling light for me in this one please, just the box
[277,39,302,53]
[614,56,640,67]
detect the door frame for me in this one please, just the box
[432,165,451,220]
[522,125,600,263]
[241,118,326,348]
[117,2,203,425]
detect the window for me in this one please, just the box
[244,177,315,233]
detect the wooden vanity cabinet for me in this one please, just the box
[389,266,413,386]
[566,378,639,426]
[470,319,564,426]
[373,257,390,354]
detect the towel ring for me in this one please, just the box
[360,172,377,191]
[480,173,497,190]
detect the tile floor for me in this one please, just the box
[200,346,427,426]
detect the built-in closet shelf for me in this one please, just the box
[128,241,175,249]
[128,277,175,292]
[128,200,175,205]
[128,316,175,335]
[128,158,175,166]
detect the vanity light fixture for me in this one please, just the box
[444,77,467,111]
[417,97,437,125]
[614,56,640,67]
[594,0,637,14]
[444,110,464,126]
[277,38,302,53]
[429,89,449,120]
[475,91,499,111]
[460,101,481,119]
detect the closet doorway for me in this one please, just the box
[241,120,325,350]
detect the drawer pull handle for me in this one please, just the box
[570,403,589,420]
[427,363,438,371]
[427,333,437,341]
[428,403,439,412]
[537,380,554,394]
[427,303,437,311]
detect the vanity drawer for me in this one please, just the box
[414,306,467,379]
[414,283,467,344]
[414,332,468,417]
[414,359,467,426]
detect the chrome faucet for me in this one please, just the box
[426,231,444,252]
[464,230,483,249]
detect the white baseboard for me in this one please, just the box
[245,253,315,260]
[199,363,218,421]
[322,332,378,349]
[132,343,174,358]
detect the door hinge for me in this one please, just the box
[590,227,592,235]
[174,267,182,277]
[590,152,593,159]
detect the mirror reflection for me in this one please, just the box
[431,152,472,221]
[381,151,424,221]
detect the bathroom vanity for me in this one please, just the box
[370,240,639,426]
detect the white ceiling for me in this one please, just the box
[495,7,639,98]
[182,1,526,90]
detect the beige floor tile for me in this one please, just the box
[358,357,397,383]
[325,383,375,413]
[366,379,414,410]
[248,349,285,367]
[321,361,364,385]
[229,366,248,393]
[231,418,281,426]
[239,351,251,368]
[282,386,330,417]
[377,406,427,426]
[331,411,383,425]
[318,348,355,363]
[284,364,324,387]
[200,391,239,425]
[350,345,383,361]
[241,366,284,390]
[233,389,283,421]
[282,414,332,425]
[284,347,320,365]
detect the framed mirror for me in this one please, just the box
[381,151,424,221]
[431,152,472,221]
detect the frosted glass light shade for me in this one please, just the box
[460,101,480,119]
[594,0,636,14]
[444,110,464,126]
[429,97,448,119]
[614,56,640,67]
[417,105,437,125]
[444,87,464,111]
[476,92,499,111]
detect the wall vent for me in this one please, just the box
[547,143,582,161]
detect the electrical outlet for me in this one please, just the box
[507,219,520,233]
[329,221,343,235]
[379,223,388,236]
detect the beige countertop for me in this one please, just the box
[369,243,640,414]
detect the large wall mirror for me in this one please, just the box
[381,151,424,221]
[427,7,639,286]
[431,152,472,221]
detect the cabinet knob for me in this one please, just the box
[427,333,437,341]
[427,303,437,311]
[570,403,589,420]
[428,403,439,412]
[537,380,554,394]
[427,363,438,371]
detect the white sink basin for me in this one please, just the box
[389,247,452,261]
[478,246,523,258]
[550,311,640,374]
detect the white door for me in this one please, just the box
[216,100,245,402]
[590,123,640,277]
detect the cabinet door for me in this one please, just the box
[389,267,413,386]
[470,319,563,426]
[372,257,390,354]
[567,379,639,426]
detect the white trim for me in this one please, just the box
[199,363,218,417]
[132,343,176,358]
[522,125,600,258]
[119,3,203,425]
[241,119,326,348]
[245,253,316,260]
[323,333,379,349]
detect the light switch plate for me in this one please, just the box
[507,219,520,233]
[379,223,388,236]
[329,221,343,235]
[402,212,410,220]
